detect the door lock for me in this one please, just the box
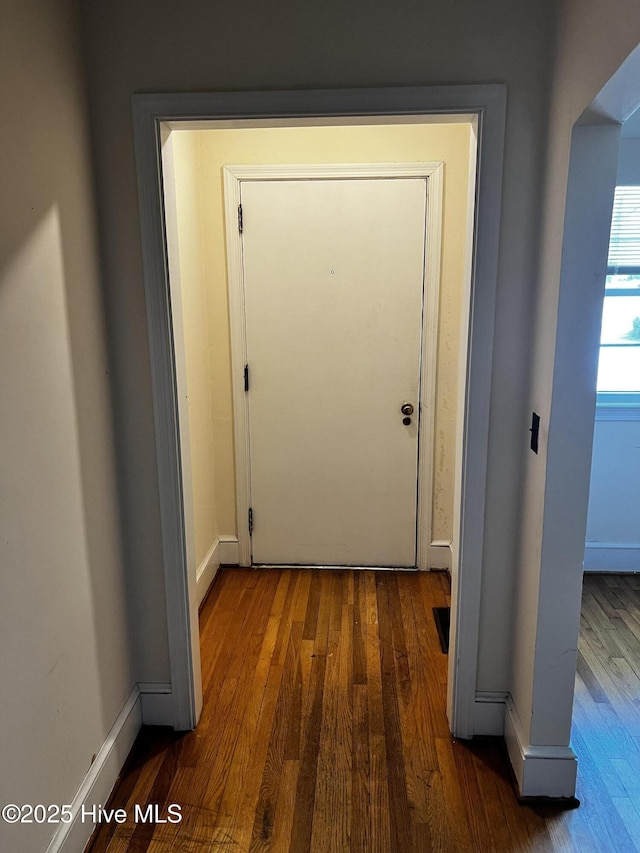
[401,403,414,416]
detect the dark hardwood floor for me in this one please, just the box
[571,573,640,852]
[85,569,640,852]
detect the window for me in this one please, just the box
[597,186,640,406]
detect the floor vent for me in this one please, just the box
[433,606,450,654]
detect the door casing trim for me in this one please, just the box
[131,85,506,736]
[223,162,444,570]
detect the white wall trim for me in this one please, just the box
[138,681,172,693]
[429,540,452,570]
[195,535,240,606]
[195,539,220,607]
[224,161,444,573]
[136,118,202,730]
[472,691,507,736]
[223,162,445,179]
[446,119,479,731]
[584,542,640,572]
[595,405,640,421]
[445,89,506,740]
[504,696,578,799]
[417,164,444,572]
[218,535,240,565]
[44,687,142,853]
[132,84,507,738]
[160,130,203,725]
[139,682,174,726]
[224,164,251,567]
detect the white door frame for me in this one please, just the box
[132,86,506,736]
[223,162,444,570]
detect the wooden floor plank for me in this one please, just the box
[288,644,327,852]
[375,574,413,853]
[363,572,392,853]
[87,568,640,853]
[434,736,474,852]
[310,573,352,852]
[250,620,304,850]
[351,683,371,853]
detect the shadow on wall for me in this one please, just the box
[0,200,131,751]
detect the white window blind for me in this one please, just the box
[608,186,640,269]
[598,186,640,402]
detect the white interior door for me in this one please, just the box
[241,177,427,567]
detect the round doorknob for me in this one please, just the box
[401,403,414,416]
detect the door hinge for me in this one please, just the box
[248,507,253,535]
[238,203,243,234]
[244,364,249,392]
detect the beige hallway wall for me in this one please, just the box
[171,132,220,570]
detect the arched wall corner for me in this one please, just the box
[504,77,635,797]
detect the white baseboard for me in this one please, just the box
[584,542,640,572]
[504,695,577,798]
[139,682,173,726]
[218,535,239,566]
[472,691,507,736]
[45,686,142,853]
[196,538,221,607]
[196,535,239,607]
[429,540,452,571]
